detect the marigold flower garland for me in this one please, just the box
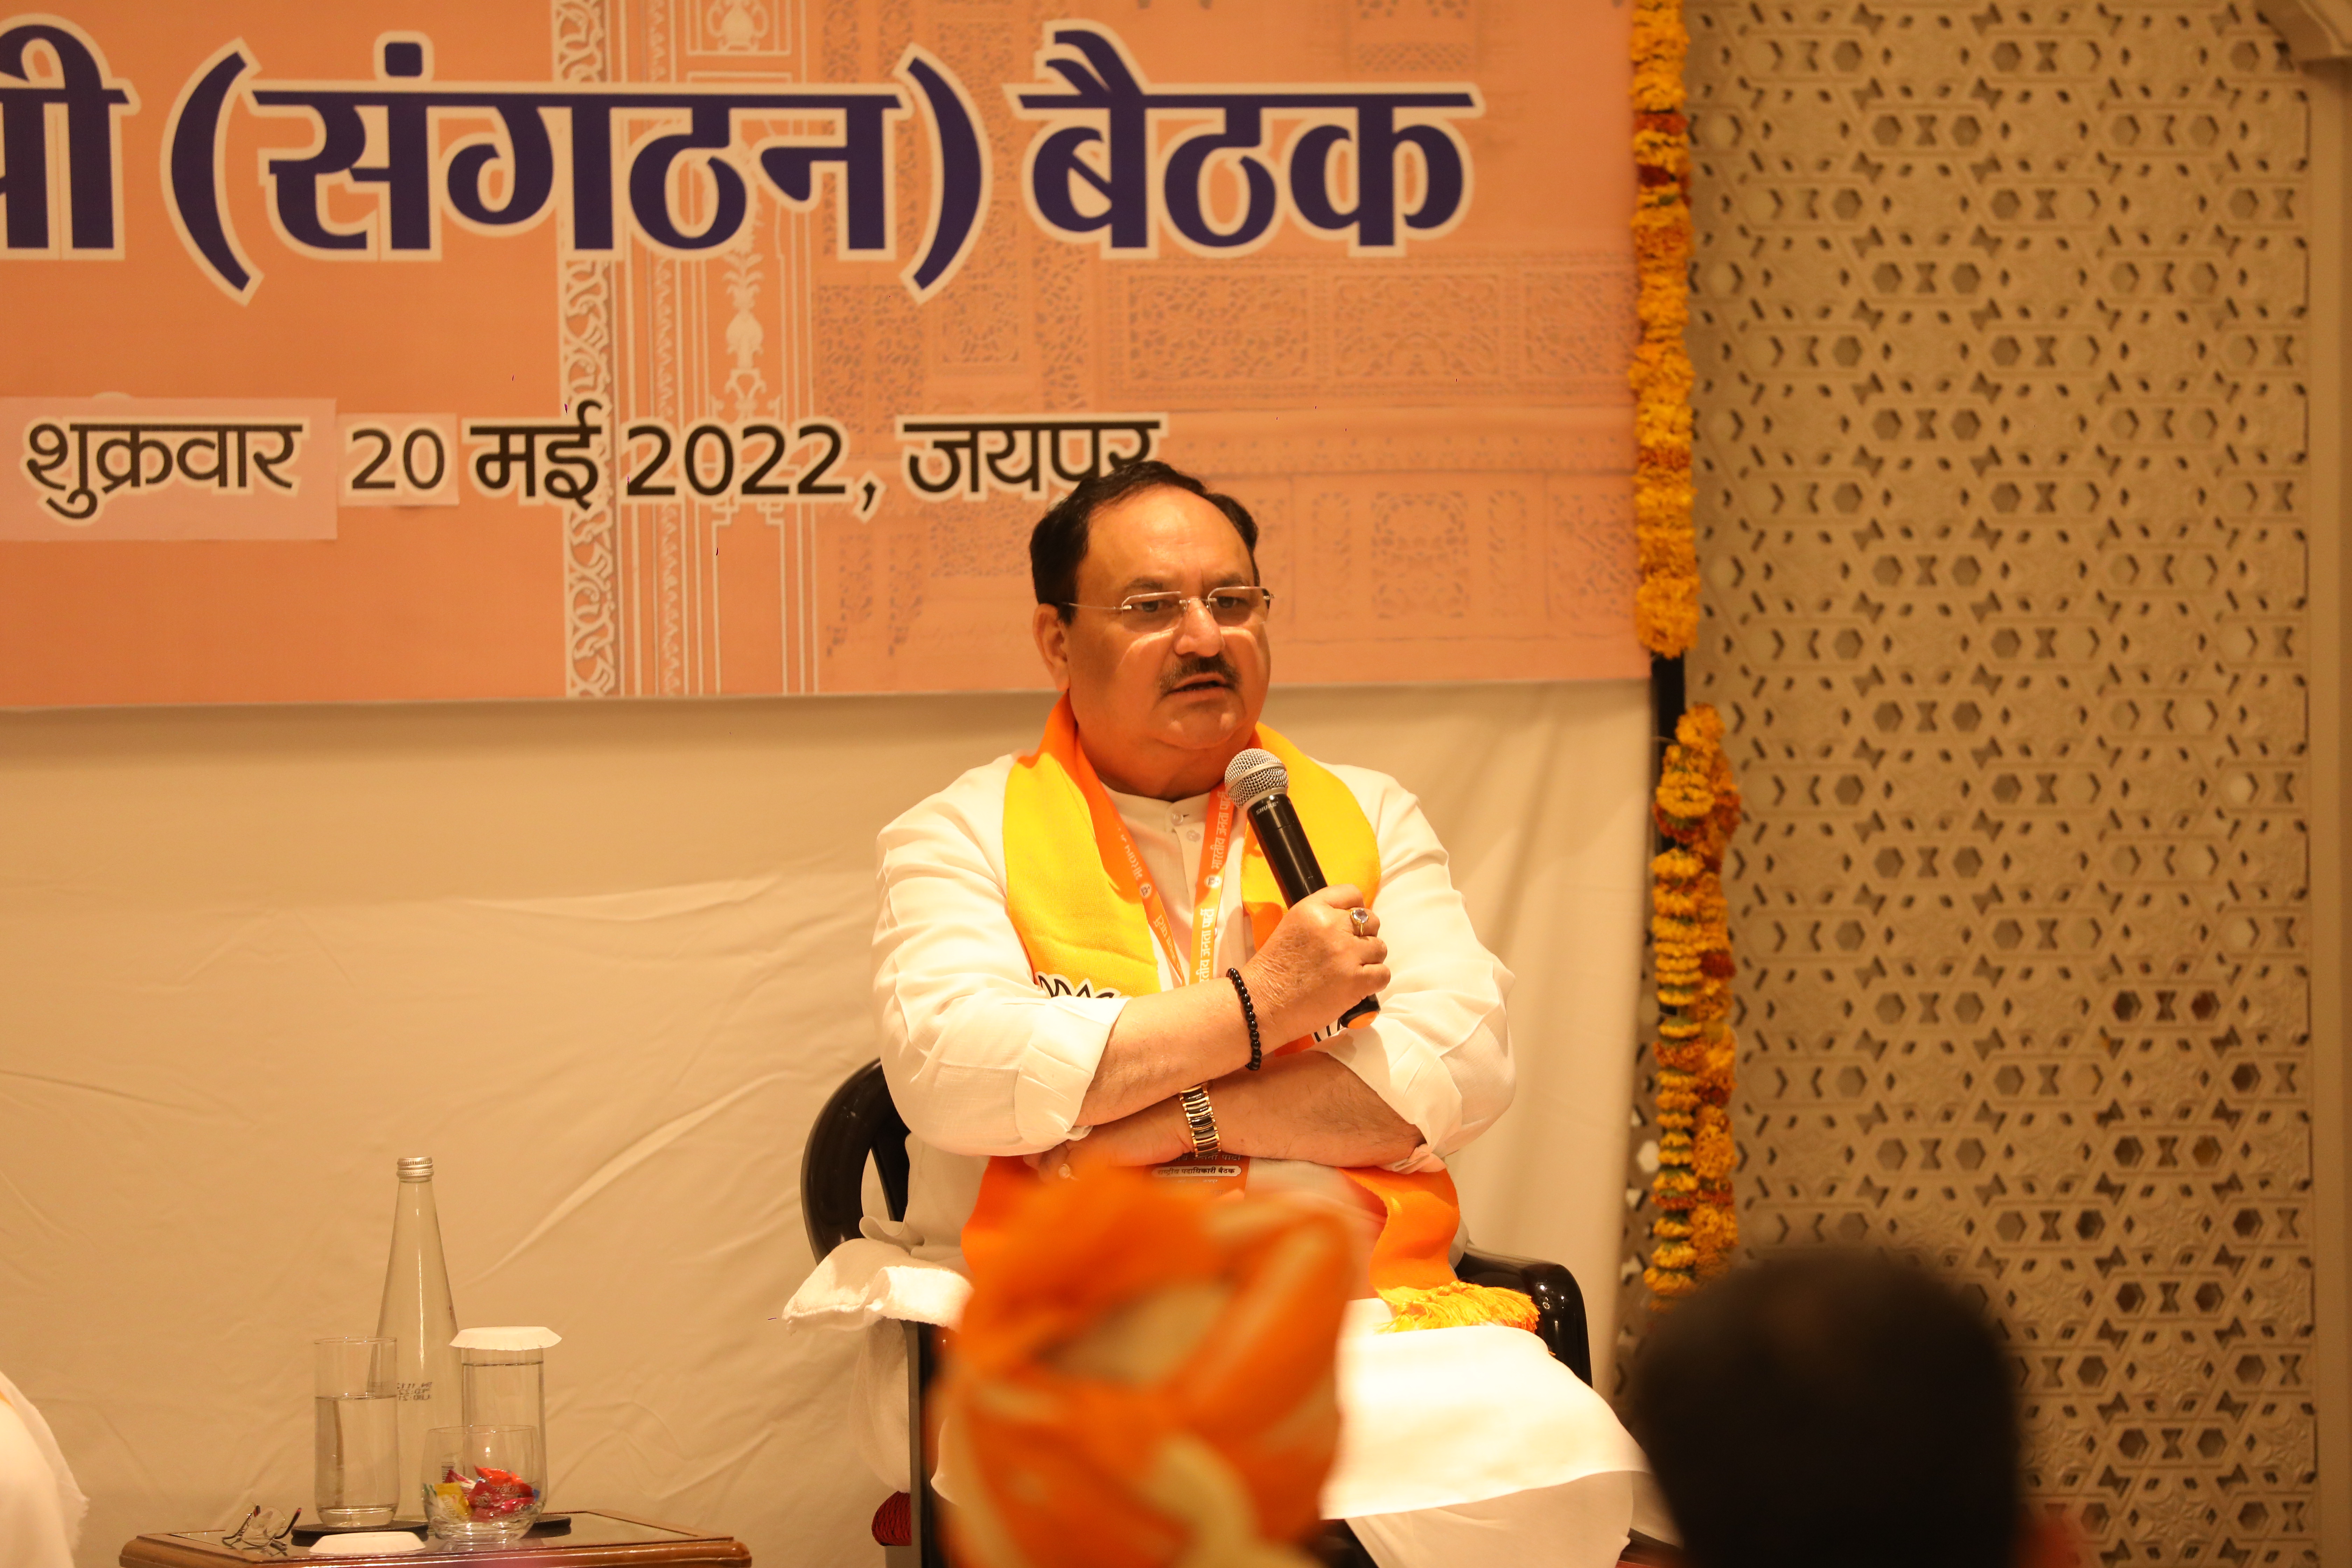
[1642,705,1742,1300]
[1630,0,1697,658]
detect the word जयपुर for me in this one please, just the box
[11,401,1176,528]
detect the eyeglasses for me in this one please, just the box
[1063,587,1274,633]
[222,1505,302,1554]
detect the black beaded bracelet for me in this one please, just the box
[1226,966,1262,1070]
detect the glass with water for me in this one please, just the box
[314,1336,400,1527]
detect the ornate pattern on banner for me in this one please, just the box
[0,0,1645,704]
[1629,0,1696,658]
[1643,705,1740,1300]
[554,0,620,697]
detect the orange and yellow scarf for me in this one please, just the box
[961,697,1532,1332]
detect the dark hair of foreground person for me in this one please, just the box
[1625,1251,2035,1568]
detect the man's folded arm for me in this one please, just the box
[873,767,1514,1174]
[873,798,1122,1156]
[1076,774,1517,1174]
[1309,771,1516,1168]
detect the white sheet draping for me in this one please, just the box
[0,680,1648,1567]
[0,1368,85,1568]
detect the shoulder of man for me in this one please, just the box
[877,753,1019,858]
[1316,758,1420,832]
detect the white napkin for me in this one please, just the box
[309,1532,427,1555]
[780,1237,973,1329]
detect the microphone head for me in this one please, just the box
[1224,748,1288,809]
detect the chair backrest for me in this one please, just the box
[801,1059,913,1259]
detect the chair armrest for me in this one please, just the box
[1455,1247,1594,1386]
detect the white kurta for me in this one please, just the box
[788,746,1648,1567]
[0,1372,84,1568]
[869,754,1515,1222]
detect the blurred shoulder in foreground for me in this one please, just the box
[0,1370,85,1568]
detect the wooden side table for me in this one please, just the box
[120,1510,750,1567]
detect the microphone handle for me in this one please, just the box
[1244,794,1383,1027]
[1247,792,1327,902]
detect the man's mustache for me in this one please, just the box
[1160,654,1239,696]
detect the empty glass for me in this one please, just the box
[453,1325,560,1508]
[313,1337,399,1527]
[421,1425,544,1545]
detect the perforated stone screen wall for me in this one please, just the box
[1615,3,2318,1562]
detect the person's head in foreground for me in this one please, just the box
[1029,458,1269,800]
[937,1171,1351,1568]
[1626,1250,2066,1568]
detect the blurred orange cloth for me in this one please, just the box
[936,1171,1354,1568]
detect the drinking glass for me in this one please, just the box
[313,1337,399,1528]
[420,1425,544,1545]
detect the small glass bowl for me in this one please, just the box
[420,1425,543,1546]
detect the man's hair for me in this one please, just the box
[1029,460,1259,619]
[1625,1251,2022,1568]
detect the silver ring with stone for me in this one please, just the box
[1350,907,1372,938]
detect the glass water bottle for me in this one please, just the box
[376,1155,462,1519]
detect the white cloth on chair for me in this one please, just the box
[1349,1472,1636,1568]
[1321,1301,1640,1519]
[0,1369,85,1568]
[784,1236,973,1329]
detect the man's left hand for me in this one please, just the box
[1029,1052,1423,1178]
[1028,1099,1190,1181]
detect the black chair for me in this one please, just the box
[802,1062,942,1568]
[802,1058,912,1257]
[800,1059,1596,1566]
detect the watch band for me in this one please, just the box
[1177,1083,1220,1157]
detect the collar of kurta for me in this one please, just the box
[1004,695,1379,1001]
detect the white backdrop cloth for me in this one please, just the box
[0,681,1650,1568]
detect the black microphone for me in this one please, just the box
[1223,748,1381,1027]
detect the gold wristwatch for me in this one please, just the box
[1177,1083,1220,1157]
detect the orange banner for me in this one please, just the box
[1,0,1641,705]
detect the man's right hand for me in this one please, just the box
[1072,887,1387,1129]
[1240,884,1388,1044]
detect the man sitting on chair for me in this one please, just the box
[862,459,1644,1566]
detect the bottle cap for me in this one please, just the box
[396,1155,434,1180]
[451,1326,562,1351]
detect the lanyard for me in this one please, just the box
[1102,788,1238,988]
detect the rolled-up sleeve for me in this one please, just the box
[1315,766,1515,1164]
[872,762,1124,1156]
